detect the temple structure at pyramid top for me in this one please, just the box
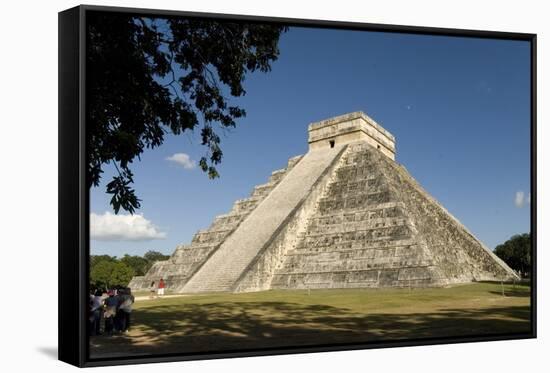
[308,111,396,159]
[129,111,518,293]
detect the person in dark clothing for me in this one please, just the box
[149,281,156,299]
[113,287,125,332]
[118,287,135,332]
[103,290,119,335]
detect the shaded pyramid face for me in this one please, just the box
[266,143,517,290]
[129,112,517,293]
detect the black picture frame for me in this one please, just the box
[59,4,537,368]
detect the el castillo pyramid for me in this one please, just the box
[128,111,518,293]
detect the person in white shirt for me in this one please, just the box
[89,289,104,335]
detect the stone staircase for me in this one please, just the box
[128,155,303,291]
[180,146,347,293]
[232,145,351,292]
[270,143,431,289]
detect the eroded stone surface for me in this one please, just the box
[267,143,517,290]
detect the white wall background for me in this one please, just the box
[0,0,546,371]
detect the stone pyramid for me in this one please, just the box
[129,112,518,293]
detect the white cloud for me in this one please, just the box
[91,212,167,241]
[514,191,525,208]
[514,191,531,208]
[166,153,196,169]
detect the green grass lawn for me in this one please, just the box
[90,282,531,358]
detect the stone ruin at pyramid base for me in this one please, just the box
[129,111,518,293]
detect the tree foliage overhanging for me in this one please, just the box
[494,233,531,277]
[87,12,287,213]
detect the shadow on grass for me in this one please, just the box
[488,291,531,298]
[90,301,531,358]
[485,281,531,298]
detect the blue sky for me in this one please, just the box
[90,26,531,257]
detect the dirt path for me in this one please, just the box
[133,294,190,302]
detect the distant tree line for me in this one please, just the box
[90,250,170,289]
[494,233,531,278]
[89,234,531,288]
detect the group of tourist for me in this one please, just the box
[89,287,135,336]
[89,279,167,336]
